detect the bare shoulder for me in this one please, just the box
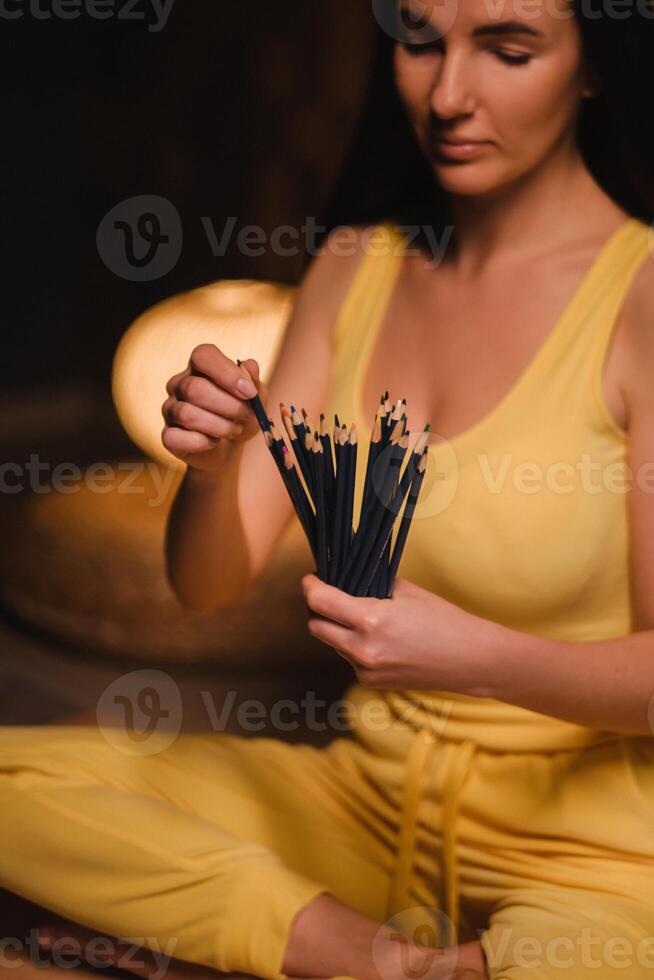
[292,222,384,330]
[620,249,654,413]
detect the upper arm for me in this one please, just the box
[237,225,375,581]
[621,260,654,629]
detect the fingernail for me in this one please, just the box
[237,379,257,396]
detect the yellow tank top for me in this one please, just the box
[326,216,652,748]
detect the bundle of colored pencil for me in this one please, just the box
[237,361,429,598]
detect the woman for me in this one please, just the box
[2,0,654,978]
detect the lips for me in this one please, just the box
[428,137,491,161]
[432,136,486,145]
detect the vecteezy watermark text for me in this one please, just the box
[0,0,175,31]
[1,928,178,979]
[0,455,176,507]
[201,216,451,269]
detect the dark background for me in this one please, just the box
[2,0,375,394]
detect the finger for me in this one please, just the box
[161,394,175,420]
[166,368,190,396]
[188,344,258,399]
[307,615,358,658]
[236,358,268,410]
[162,425,218,457]
[239,357,261,384]
[164,400,244,439]
[301,573,371,630]
[175,374,253,422]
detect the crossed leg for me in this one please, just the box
[0,724,489,980]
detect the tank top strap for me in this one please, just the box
[533,217,652,437]
[331,222,406,356]
[548,217,650,359]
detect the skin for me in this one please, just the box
[80,0,653,977]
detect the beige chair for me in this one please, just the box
[0,279,330,667]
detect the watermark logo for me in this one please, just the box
[96,669,183,755]
[372,907,461,980]
[97,194,182,281]
[373,0,457,46]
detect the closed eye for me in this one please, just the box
[398,30,442,55]
[493,49,532,65]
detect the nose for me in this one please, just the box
[429,48,476,120]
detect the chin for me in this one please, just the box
[432,158,519,198]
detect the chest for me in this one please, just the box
[359,254,630,440]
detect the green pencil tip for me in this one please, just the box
[424,423,431,431]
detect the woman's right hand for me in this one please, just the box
[161,344,268,474]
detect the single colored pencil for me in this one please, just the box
[281,445,318,559]
[282,403,313,501]
[236,359,270,432]
[329,424,349,585]
[386,449,429,595]
[370,544,389,598]
[341,424,358,572]
[310,432,329,580]
[358,409,383,535]
[319,413,337,522]
[333,415,342,474]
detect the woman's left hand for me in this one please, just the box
[301,573,499,695]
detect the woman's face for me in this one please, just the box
[393,0,595,197]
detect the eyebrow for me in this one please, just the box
[399,6,544,39]
[472,20,544,38]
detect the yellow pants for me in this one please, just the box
[1,683,654,979]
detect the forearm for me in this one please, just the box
[472,620,654,736]
[165,446,252,613]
